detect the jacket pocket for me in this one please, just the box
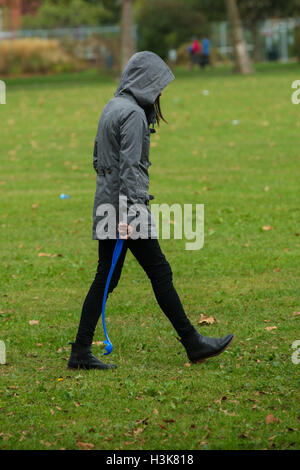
[136,189,154,205]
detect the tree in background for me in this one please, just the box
[135,0,206,59]
[120,0,134,71]
[188,0,300,63]
[236,0,299,62]
[225,0,254,74]
[21,0,120,28]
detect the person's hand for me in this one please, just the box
[118,222,133,240]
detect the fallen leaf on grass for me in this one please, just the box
[41,441,52,448]
[293,311,300,316]
[266,414,281,424]
[265,326,277,331]
[92,341,105,347]
[198,314,215,325]
[133,427,144,436]
[38,252,62,258]
[184,362,191,367]
[158,423,167,430]
[215,396,227,405]
[220,409,236,416]
[135,417,149,426]
[32,203,39,209]
[262,225,274,231]
[77,441,94,450]
[29,320,39,325]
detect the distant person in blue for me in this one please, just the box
[201,36,211,69]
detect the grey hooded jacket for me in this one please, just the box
[92,51,175,240]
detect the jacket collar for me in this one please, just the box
[116,92,157,131]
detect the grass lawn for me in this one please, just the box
[0,63,299,450]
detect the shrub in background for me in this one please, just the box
[0,38,83,75]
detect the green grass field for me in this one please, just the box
[0,63,299,450]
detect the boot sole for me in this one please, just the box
[67,364,117,370]
[190,335,234,364]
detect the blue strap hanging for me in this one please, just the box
[101,237,124,355]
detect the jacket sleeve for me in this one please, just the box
[119,109,145,224]
[93,137,98,174]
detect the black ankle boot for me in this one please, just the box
[67,342,117,370]
[179,331,234,363]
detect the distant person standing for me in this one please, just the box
[187,36,202,70]
[201,36,211,69]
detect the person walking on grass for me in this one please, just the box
[68,51,234,370]
[200,36,211,69]
[187,36,202,70]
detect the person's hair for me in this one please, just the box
[154,94,168,126]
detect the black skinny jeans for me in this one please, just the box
[75,238,196,347]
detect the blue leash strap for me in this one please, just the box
[101,237,124,355]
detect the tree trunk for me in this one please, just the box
[251,22,261,63]
[120,0,135,72]
[225,0,254,74]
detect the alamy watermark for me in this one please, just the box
[291,340,300,364]
[0,340,6,365]
[291,80,300,104]
[95,196,204,250]
[0,80,6,104]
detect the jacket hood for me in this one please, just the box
[114,51,175,125]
